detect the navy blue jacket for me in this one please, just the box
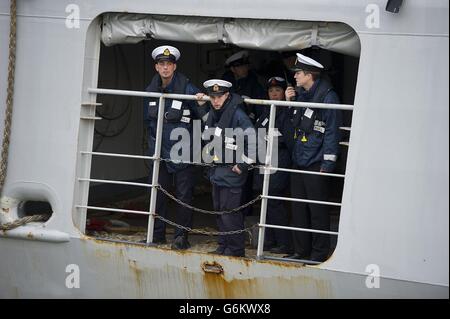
[222,70,266,119]
[143,72,200,173]
[204,93,256,188]
[253,106,292,192]
[290,79,342,172]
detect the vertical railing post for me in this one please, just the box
[256,104,276,259]
[146,96,165,244]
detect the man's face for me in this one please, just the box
[294,70,311,88]
[210,92,229,110]
[231,64,249,79]
[155,60,177,79]
[268,86,285,101]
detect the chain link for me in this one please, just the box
[158,157,260,171]
[0,214,49,231]
[156,185,261,215]
[154,214,257,236]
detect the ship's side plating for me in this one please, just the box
[0,0,448,298]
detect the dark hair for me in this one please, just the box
[304,71,321,81]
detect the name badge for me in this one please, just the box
[171,100,182,110]
[224,137,235,143]
[304,108,314,119]
[313,125,325,133]
[180,117,191,123]
[149,101,156,106]
[225,143,238,151]
[261,118,269,127]
[214,127,222,137]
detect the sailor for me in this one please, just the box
[196,79,256,257]
[221,50,266,120]
[221,50,265,218]
[285,53,342,262]
[252,77,293,254]
[143,45,200,250]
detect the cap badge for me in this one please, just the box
[163,48,170,56]
[213,84,219,92]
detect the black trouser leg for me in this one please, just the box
[173,166,195,239]
[290,173,311,256]
[241,174,254,216]
[150,163,170,241]
[214,186,245,256]
[291,164,330,260]
[212,185,226,251]
[266,195,292,249]
[303,172,330,261]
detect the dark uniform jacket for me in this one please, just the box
[143,72,200,173]
[290,79,342,172]
[222,70,266,119]
[203,93,256,188]
[252,106,293,192]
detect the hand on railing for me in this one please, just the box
[195,93,207,106]
[232,164,242,175]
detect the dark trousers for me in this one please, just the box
[265,193,292,249]
[212,185,245,257]
[151,164,195,241]
[241,174,254,216]
[290,163,330,261]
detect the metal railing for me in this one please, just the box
[79,87,353,263]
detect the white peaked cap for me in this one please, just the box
[225,50,249,66]
[203,79,232,89]
[291,53,324,71]
[151,45,181,61]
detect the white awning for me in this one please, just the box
[101,13,360,57]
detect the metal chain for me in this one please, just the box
[0,0,17,196]
[0,214,49,231]
[155,214,257,236]
[156,185,261,215]
[158,157,260,170]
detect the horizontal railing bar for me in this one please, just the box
[80,116,102,120]
[259,223,339,235]
[76,205,150,215]
[339,126,351,131]
[81,102,102,106]
[78,178,154,188]
[262,195,342,207]
[81,151,156,161]
[88,88,207,101]
[262,255,321,265]
[340,142,350,146]
[243,97,354,111]
[88,88,354,111]
[261,166,345,178]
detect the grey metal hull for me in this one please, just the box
[0,237,447,298]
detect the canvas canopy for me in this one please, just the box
[101,13,360,57]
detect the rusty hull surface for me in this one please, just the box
[0,236,447,298]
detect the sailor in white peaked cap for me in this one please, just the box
[284,51,342,263]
